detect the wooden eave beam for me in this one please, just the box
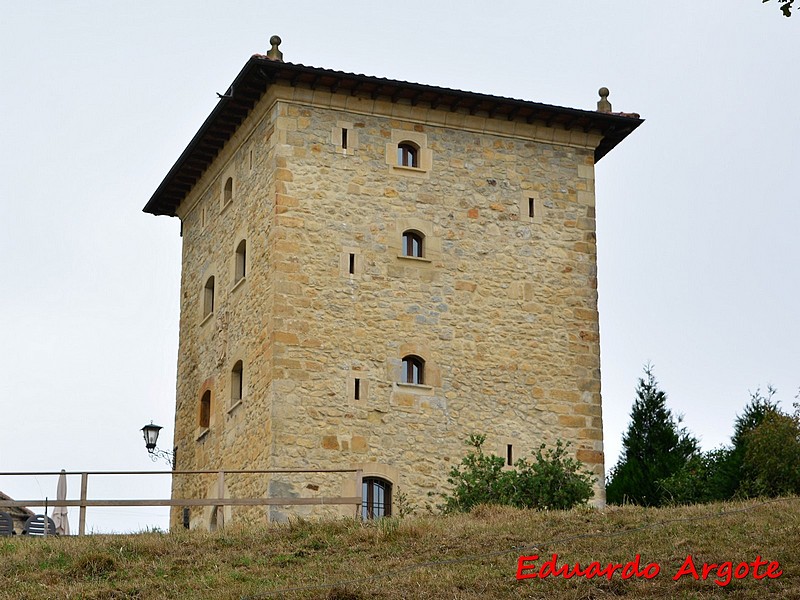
[173,173,199,185]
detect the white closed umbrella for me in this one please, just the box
[52,470,70,535]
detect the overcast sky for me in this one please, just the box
[1,1,797,533]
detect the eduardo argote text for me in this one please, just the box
[516,553,782,587]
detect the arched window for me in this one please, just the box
[203,276,215,317]
[235,240,246,283]
[402,355,425,385]
[402,230,424,258]
[362,477,392,519]
[199,390,211,429]
[223,177,233,204]
[231,360,243,403]
[397,142,419,168]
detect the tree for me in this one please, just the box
[763,0,794,17]
[714,387,780,499]
[740,406,800,497]
[606,365,698,506]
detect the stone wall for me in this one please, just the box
[169,82,605,528]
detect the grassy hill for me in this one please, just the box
[1,498,798,599]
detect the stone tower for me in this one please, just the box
[144,38,641,527]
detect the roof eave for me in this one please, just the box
[144,57,642,217]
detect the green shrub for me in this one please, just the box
[442,434,513,513]
[442,435,595,513]
[511,440,596,510]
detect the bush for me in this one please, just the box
[656,449,728,506]
[511,440,596,510]
[442,435,595,513]
[442,435,512,513]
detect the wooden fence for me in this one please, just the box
[0,468,363,535]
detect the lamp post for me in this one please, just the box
[141,422,175,468]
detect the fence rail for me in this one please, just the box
[0,469,363,535]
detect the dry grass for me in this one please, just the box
[0,498,798,599]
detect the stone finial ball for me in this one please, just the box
[598,87,610,98]
[270,35,282,46]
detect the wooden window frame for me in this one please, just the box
[402,355,425,385]
[362,477,392,519]
[397,142,419,168]
[402,230,424,258]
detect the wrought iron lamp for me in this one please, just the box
[141,422,175,467]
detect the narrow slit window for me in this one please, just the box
[224,177,233,204]
[507,444,513,466]
[231,360,243,403]
[528,198,535,219]
[203,276,215,317]
[341,128,348,150]
[199,390,211,429]
[235,240,247,283]
[348,253,355,274]
[354,378,361,400]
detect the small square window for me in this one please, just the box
[401,355,425,385]
[397,142,419,168]
[387,129,431,173]
[402,230,424,258]
[332,121,357,155]
[520,193,543,224]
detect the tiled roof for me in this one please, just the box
[144,57,642,217]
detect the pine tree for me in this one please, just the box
[606,365,698,506]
